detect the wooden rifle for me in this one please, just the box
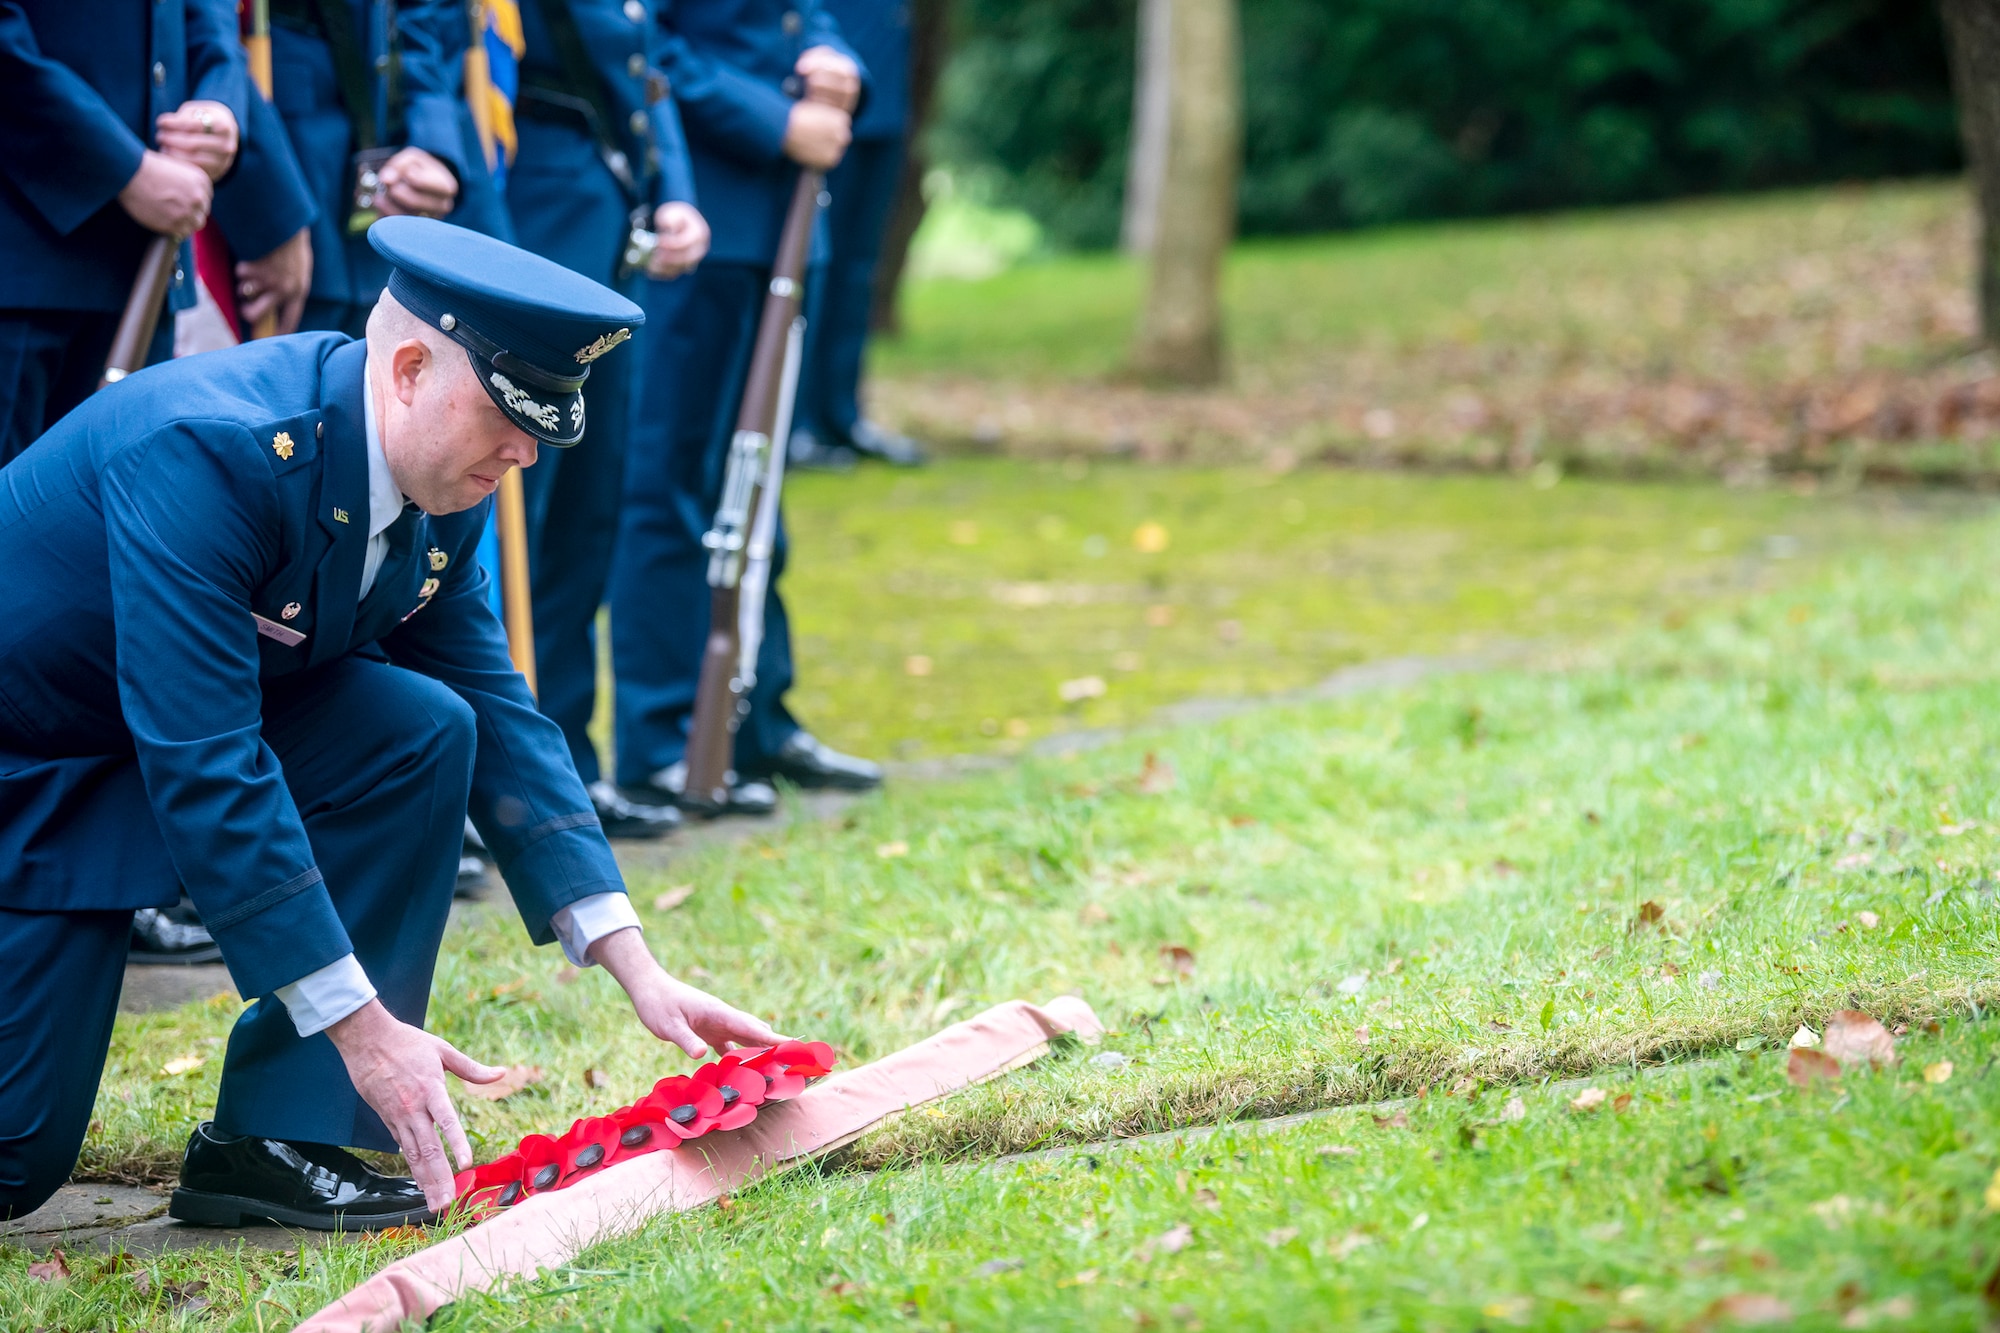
[98,239,178,391]
[682,169,824,812]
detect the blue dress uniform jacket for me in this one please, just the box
[825,0,904,142]
[0,334,624,1001]
[0,0,249,312]
[211,90,322,266]
[269,0,512,319]
[654,0,864,265]
[507,0,694,784]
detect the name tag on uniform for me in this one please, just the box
[252,613,307,647]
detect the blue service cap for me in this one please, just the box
[367,216,644,447]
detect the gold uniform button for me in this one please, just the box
[622,0,643,20]
[629,110,648,135]
[781,10,802,33]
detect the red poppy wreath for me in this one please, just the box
[451,1040,837,1215]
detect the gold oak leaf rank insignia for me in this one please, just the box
[272,431,295,460]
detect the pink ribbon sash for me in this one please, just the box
[296,996,1102,1333]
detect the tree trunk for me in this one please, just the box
[1129,0,1241,385]
[1943,0,2000,344]
[1121,0,1172,254]
[868,0,952,337]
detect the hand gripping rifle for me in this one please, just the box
[681,170,825,813]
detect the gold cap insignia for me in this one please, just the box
[273,431,295,460]
[428,548,449,571]
[419,577,441,599]
[574,328,631,364]
[333,508,350,524]
[280,602,302,620]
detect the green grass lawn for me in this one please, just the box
[774,460,1958,760]
[22,488,2000,1328]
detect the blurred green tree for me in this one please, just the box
[928,0,1959,248]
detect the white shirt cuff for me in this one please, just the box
[550,891,642,967]
[273,953,378,1038]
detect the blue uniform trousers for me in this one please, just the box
[507,120,637,785]
[0,311,173,466]
[0,654,470,1216]
[610,260,801,785]
[796,136,905,446]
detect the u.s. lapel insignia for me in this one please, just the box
[272,430,295,460]
[428,548,448,571]
[333,507,351,524]
[573,328,631,364]
[281,601,302,620]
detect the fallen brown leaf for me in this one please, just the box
[1570,1087,1608,1113]
[1193,1187,1219,1211]
[1923,1060,1954,1084]
[556,964,581,984]
[1136,752,1177,795]
[457,1065,544,1101]
[1159,943,1196,976]
[27,1249,69,1282]
[652,884,696,912]
[1373,1110,1410,1130]
[1139,1223,1194,1260]
[1613,1092,1635,1113]
[1499,1096,1527,1122]
[1786,1047,1842,1090]
[1354,1024,1372,1045]
[1822,1010,1896,1069]
[1078,902,1111,925]
[1705,1292,1793,1325]
[826,1281,864,1297]
[1315,1144,1359,1157]
[1631,901,1666,932]
[584,1068,609,1089]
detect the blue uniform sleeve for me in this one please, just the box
[648,84,696,207]
[652,0,791,167]
[377,509,626,945]
[100,424,356,1000]
[0,1,147,236]
[185,0,251,153]
[396,0,473,180]
[212,91,320,261]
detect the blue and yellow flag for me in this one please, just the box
[466,0,524,191]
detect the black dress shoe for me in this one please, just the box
[129,898,222,966]
[169,1122,432,1231]
[847,419,927,467]
[454,855,488,899]
[787,429,858,471]
[589,779,682,838]
[627,762,777,818]
[756,732,883,791]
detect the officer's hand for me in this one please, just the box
[117,150,215,239]
[795,46,861,112]
[647,202,711,279]
[782,101,852,170]
[590,926,785,1058]
[236,227,314,334]
[375,148,460,220]
[324,999,505,1211]
[155,100,241,181]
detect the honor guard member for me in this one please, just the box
[787,0,924,470]
[610,0,884,816]
[264,0,515,338]
[210,90,325,338]
[0,217,782,1227]
[504,0,712,838]
[0,0,247,464]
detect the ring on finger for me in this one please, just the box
[200,111,215,134]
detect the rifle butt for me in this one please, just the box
[683,587,744,814]
[99,237,178,391]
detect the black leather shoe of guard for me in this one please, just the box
[787,429,858,472]
[846,419,927,467]
[169,1122,433,1231]
[589,779,683,839]
[128,898,223,966]
[756,732,883,791]
[625,763,777,819]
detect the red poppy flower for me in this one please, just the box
[740,1048,808,1100]
[452,1151,526,1215]
[636,1074,725,1140]
[516,1133,566,1197]
[608,1102,672,1165]
[561,1115,623,1183]
[768,1039,837,1077]
[697,1057,769,1108]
